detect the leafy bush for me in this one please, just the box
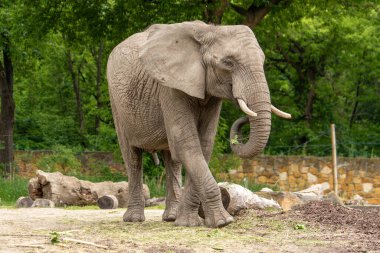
[36,145,81,175]
[210,153,242,175]
[0,177,28,206]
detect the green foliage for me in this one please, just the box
[0,0,378,185]
[50,232,61,244]
[294,224,306,230]
[210,154,242,175]
[79,158,127,182]
[0,177,28,206]
[36,145,82,175]
[143,153,166,197]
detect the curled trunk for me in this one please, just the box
[230,71,271,158]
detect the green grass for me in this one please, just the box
[0,177,29,206]
[63,205,100,210]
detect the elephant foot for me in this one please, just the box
[162,201,179,222]
[204,206,234,228]
[123,208,145,222]
[174,211,204,227]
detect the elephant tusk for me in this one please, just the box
[271,105,292,119]
[237,99,257,117]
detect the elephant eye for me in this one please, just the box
[221,58,235,69]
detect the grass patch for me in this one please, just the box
[145,204,165,210]
[63,205,100,210]
[0,177,29,206]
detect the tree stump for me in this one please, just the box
[97,195,119,209]
[31,198,55,208]
[15,196,34,208]
[28,170,150,207]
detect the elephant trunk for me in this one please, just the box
[230,69,271,158]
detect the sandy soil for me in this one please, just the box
[0,203,379,253]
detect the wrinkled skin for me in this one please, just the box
[107,21,274,228]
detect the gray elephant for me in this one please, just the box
[106,21,290,228]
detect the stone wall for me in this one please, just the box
[217,156,380,204]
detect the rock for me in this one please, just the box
[345,194,368,206]
[15,196,34,208]
[256,191,303,211]
[260,187,274,193]
[362,183,373,193]
[145,197,166,207]
[294,183,330,202]
[307,173,318,184]
[323,191,343,205]
[32,198,55,208]
[97,195,118,209]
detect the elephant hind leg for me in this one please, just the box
[162,150,182,222]
[110,98,145,222]
[123,145,145,222]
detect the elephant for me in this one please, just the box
[106,21,291,228]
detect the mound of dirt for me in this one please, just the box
[290,201,380,236]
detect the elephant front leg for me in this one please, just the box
[161,90,233,227]
[181,156,234,228]
[162,150,182,222]
[123,146,145,222]
[174,175,203,227]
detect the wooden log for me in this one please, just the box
[97,195,118,209]
[31,198,55,208]
[219,183,281,215]
[15,196,34,208]
[28,170,150,207]
[199,183,281,217]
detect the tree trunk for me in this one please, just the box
[230,0,284,29]
[28,170,150,207]
[204,0,229,24]
[304,85,316,121]
[67,50,85,132]
[350,82,360,128]
[0,37,15,178]
[92,42,104,134]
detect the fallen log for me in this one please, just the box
[28,170,150,207]
[199,182,281,217]
[97,195,118,209]
[218,182,281,215]
[15,196,34,208]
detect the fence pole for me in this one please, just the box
[331,124,338,195]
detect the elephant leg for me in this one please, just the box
[176,98,223,226]
[198,97,223,163]
[110,98,145,222]
[123,146,145,222]
[161,90,233,228]
[174,175,203,227]
[162,150,182,222]
[179,154,233,228]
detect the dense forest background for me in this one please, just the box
[1,0,379,179]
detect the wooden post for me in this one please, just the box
[331,124,338,195]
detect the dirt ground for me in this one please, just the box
[0,201,379,253]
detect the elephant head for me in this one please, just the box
[140,21,290,159]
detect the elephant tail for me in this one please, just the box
[152,152,160,166]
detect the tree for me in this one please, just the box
[0,1,15,177]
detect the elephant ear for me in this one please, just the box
[139,21,209,99]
